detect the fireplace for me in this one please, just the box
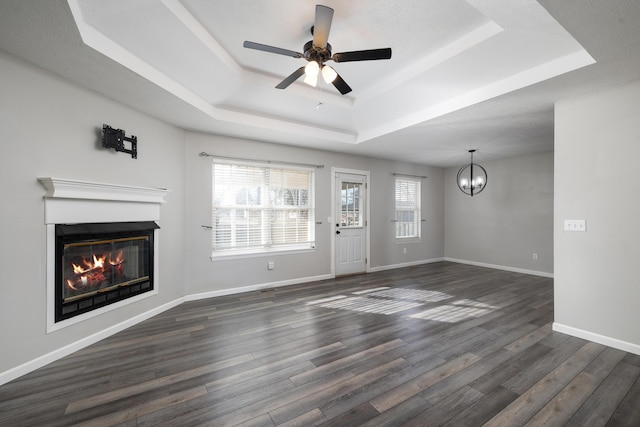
[40,177,170,332]
[55,221,158,322]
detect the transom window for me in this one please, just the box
[395,177,421,240]
[211,160,315,256]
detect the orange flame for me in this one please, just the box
[71,263,86,274]
[67,251,125,292]
[109,250,124,266]
[92,254,105,269]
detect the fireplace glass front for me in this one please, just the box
[55,221,158,322]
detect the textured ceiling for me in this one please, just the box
[2,0,640,167]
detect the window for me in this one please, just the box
[395,177,421,239]
[340,181,363,227]
[211,160,315,256]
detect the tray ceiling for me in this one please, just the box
[3,1,640,166]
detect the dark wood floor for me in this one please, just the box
[2,262,640,426]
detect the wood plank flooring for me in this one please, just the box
[2,262,640,426]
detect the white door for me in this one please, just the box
[335,172,367,276]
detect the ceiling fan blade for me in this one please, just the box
[332,73,352,95]
[243,41,303,58]
[313,5,334,48]
[276,67,306,89]
[333,48,392,62]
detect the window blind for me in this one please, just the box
[395,177,421,239]
[212,161,315,254]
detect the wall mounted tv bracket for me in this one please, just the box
[102,124,137,159]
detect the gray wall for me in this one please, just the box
[184,132,445,295]
[444,152,554,276]
[0,51,186,374]
[554,79,640,351]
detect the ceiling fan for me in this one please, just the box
[243,4,392,95]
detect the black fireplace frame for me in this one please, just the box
[54,221,159,322]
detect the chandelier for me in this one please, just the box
[457,149,487,197]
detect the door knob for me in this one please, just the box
[336,230,341,234]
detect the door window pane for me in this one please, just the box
[341,181,363,227]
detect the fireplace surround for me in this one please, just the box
[39,177,170,332]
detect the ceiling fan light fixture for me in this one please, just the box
[304,61,320,86]
[321,65,338,83]
[303,73,318,87]
[304,60,320,76]
[243,4,392,95]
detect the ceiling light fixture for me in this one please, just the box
[321,65,338,83]
[457,149,487,197]
[303,61,320,87]
[304,61,339,87]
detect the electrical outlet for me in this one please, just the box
[267,261,274,270]
[533,253,538,260]
[403,247,407,254]
[564,219,586,232]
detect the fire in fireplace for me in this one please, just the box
[55,221,158,322]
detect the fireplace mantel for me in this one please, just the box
[39,177,170,332]
[38,177,169,204]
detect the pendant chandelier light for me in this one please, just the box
[457,149,487,196]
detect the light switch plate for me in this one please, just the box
[564,219,586,231]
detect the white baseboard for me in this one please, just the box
[184,274,333,301]
[368,257,445,273]
[0,297,185,386]
[444,257,554,278]
[553,322,640,356]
